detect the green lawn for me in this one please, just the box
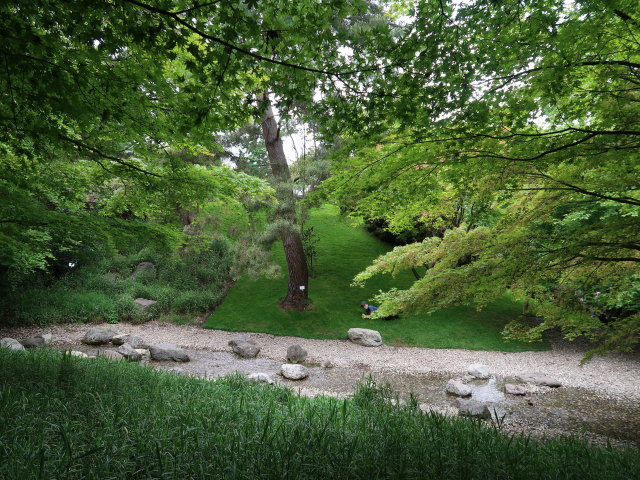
[205,205,547,352]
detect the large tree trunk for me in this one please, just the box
[258,93,309,310]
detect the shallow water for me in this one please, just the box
[66,344,640,446]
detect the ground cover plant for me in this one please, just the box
[0,349,637,480]
[1,237,233,326]
[206,205,547,352]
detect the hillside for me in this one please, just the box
[205,205,547,352]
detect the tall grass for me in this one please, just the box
[1,349,637,479]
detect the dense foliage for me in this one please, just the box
[321,0,640,355]
[1,349,638,479]
[2,0,638,351]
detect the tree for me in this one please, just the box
[0,0,383,307]
[319,0,640,355]
[258,93,310,309]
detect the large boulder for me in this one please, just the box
[149,344,190,362]
[455,398,492,419]
[517,373,562,388]
[1,338,25,351]
[446,379,472,397]
[468,364,491,379]
[111,334,148,349]
[82,328,118,345]
[347,328,382,347]
[247,373,275,385]
[229,338,260,358]
[281,364,309,380]
[117,343,143,362]
[286,344,308,363]
[97,350,124,361]
[20,334,51,349]
[132,261,156,279]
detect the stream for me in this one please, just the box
[66,344,640,448]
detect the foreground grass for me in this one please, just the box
[206,205,547,351]
[1,349,638,480]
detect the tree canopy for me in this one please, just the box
[2,0,638,352]
[321,0,640,355]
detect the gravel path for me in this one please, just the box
[2,322,639,400]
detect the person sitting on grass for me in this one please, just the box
[361,301,378,318]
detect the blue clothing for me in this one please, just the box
[364,305,378,315]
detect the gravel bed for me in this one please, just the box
[2,321,639,401]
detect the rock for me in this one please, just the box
[132,261,156,279]
[517,373,562,388]
[97,350,124,361]
[135,348,150,356]
[505,383,527,395]
[455,398,492,419]
[134,298,157,309]
[111,334,148,349]
[82,328,118,345]
[69,351,89,358]
[247,373,275,384]
[1,338,25,351]
[323,360,334,369]
[149,344,190,362]
[20,336,47,348]
[446,379,472,397]
[347,328,382,347]
[229,338,260,358]
[117,343,142,362]
[468,363,491,379]
[41,334,53,345]
[281,364,309,380]
[286,344,308,363]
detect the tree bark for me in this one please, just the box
[258,93,310,310]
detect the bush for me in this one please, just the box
[1,238,234,326]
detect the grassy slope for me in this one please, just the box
[206,205,547,351]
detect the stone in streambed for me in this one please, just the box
[111,334,148,349]
[286,344,308,363]
[1,338,25,351]
[446,379,472,397]
[455,398,492,419]
[468,363,491,379]
[281,364,309,380]
[149,344,190,362]
[117,343,142,361]
[517,373,562,388]
[505,383,527,395]
[82,328,118,345]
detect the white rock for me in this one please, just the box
[247,373,275,384]
[281,363,309,380]
[517,373,562,388]
[468,363,491,379]
[505,383,527,395]
[69,351,89,358]
[347,328,382,347]
[446,379,472,397]
[0,338,25,351]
